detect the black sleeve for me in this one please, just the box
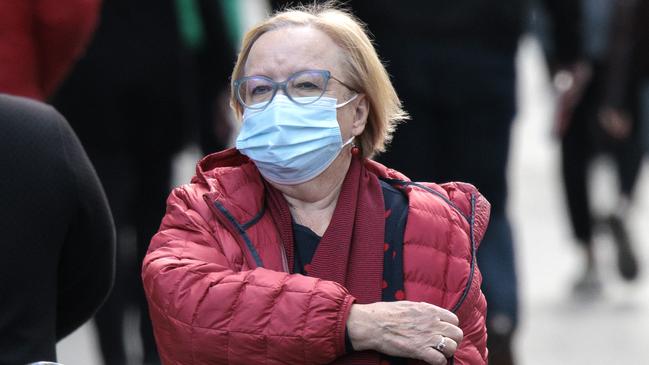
[54,112,116,339]
[541,0,583,72]
[602,0,640,109]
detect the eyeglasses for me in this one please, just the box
[234,69,356,110]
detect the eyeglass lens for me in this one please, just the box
[237,71,328,108]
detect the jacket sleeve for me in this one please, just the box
[452,270,488,364]
[601,0,640,110]
[441,182,490,364]
[142,186,356,365]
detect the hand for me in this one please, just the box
[599,106,632,140]
[346,301,463,364]
[553,61,592,137]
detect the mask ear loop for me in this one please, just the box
[335,93,359,108]
[338,94,360,156]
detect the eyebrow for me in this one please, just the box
[243,64,329,79]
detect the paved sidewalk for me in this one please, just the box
[511,37,649,365]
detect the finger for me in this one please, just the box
[437,309,459,326]
[419,303,459,325]
[420,345,448,365]
[431,335,458,358]
[439,322,464,344]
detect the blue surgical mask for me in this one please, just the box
[235,94,357,185]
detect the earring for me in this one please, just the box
[351,144,360,156]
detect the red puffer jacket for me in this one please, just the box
[143,148,490,364]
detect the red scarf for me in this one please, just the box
[265,156,385,365]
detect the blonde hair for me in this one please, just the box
[229,1,408,158]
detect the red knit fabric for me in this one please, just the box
[266,157,384,365]
[0,0,100,100]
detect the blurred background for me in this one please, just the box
[2,0,648,364]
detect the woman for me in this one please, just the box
[142,3,490,364]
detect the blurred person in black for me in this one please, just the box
[269,1,578,364]
[0,94,115,364]
[542,0,646,295]
[52,0,234,363]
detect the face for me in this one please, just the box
[244,26,369,141]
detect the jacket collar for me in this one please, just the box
[363,158,411,182]
[194,148,266,225]
[192,148,411,225]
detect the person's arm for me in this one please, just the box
[542,0,583,72]
[142,186,355,364]
[541,0,592,137]
[450,277,488,364]
[441,182,491,364]
[599,0,640,140]
[54,108,115,339]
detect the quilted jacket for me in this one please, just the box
[142,148,490,364]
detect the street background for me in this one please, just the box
[55,36,649,365]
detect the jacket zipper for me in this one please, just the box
[203,194,264,269]
[381,179,478,364]
[448,193,477,365]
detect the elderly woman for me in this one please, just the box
[142,3,490,365]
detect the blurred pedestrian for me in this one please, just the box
[0,0,101,100]
[0,94,115,364]
[52,0,236,362]
[52,1,186,363]
[543,0,646,295]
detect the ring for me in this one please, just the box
[433,336,447,353]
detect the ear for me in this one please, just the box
[351,94,369,136]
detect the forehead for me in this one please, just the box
[244,26,344,79]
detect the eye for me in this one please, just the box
[294,81,321,91]
[251,84,273,95]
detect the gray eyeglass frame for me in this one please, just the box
[233,69,355,110]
